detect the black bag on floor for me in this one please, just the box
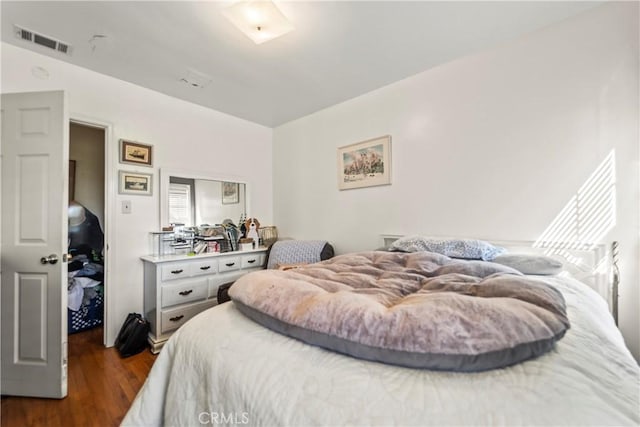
[115,313,149,357]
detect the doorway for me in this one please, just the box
[67,121,106,343]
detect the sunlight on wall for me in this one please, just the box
[534,150,616,274]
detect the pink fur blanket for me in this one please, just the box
[229,251,569,371]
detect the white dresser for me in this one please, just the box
[141,248,267,353]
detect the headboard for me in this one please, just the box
[381,235,617,321]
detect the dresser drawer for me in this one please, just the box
[190,259,218,276]
[160,299,217,334]
[161,278,208,308]
[241,253,264,269]
[161,262,190,281]
[218,256,241,273]
[143,248,268,353]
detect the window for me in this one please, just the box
[168,182,192,225]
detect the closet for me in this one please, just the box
[67,123,105,337]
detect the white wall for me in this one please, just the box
[1,42,273,346]
[70,122,105,227]
[273,2,640,360]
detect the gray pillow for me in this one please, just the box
[391,236,505,261]
[435,260,523,278]
[492,254,563,275]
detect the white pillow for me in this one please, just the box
[491,254,563,275]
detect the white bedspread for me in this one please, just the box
[122,275,639,426]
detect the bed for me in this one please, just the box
[122,237,639,426]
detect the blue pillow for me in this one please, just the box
[391,236,505,261]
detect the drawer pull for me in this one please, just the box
[169,315,184,322]
[171,269,184,274]
[199,266,211,270]
[225,262,235,267]
[178,290,193,296]
[247,259,256,264]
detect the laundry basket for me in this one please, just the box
[68,294,104,334]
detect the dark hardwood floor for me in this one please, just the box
[1,327,157,427]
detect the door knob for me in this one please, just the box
[40,254,59,265]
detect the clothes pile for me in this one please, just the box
[67,202,104,333]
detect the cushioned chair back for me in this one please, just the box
[265,240,334,269]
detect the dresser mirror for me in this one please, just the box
[160,168,247,228]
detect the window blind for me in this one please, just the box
[168,183,192,225]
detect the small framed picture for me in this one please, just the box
[119,170,153,196]
[222,181,239,204]
[120,139,153,167]
[337,135,391,190]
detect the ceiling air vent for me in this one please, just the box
[18,28,33,41]
[179,69,212,89]
[14,25,72,56]
[57,43,70,54]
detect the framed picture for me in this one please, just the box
[337,135,391,190]
[120,139,153,167]
[221,181,239,204]
[118,170,153,196]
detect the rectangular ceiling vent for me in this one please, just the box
[14,25,72,55]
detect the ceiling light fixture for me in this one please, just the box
[222,1,294,45]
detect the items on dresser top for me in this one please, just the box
[150,222,272,256]
[141,248,267,353]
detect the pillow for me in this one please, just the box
[491,254,563,275]
[435,260,523,278]
[390,236,505,261]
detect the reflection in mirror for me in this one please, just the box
[162,170,247,228]
[168,177,195,225]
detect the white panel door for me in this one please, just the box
[1,91,68,398]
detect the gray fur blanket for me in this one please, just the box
[229,251,570,371]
